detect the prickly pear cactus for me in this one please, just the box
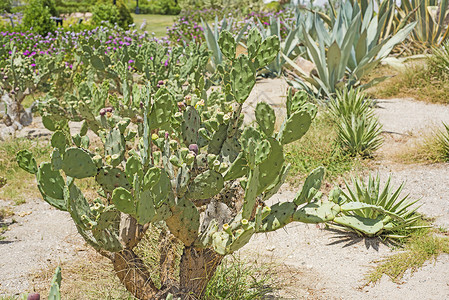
[16,30,382,300]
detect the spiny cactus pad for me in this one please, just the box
[255,102,276,137]
[230,56,256,104]
[181,106,201,146]
[36,162,67,211]
[62,148,98,179]
[17,150,38,174]
[185,170,224,200]
[278,110,312,145]
[218,30,236,61]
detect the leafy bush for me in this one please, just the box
[22,0,57,35]
[0,0,12,13]
[92,0,133,29]
[137,0,181,15]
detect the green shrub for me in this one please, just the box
[137,0,181,15]
[92,0,133,29]
[0,0,12,13]
[22,0,57,35]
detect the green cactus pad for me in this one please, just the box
[166,198,200,246]
[136,189,156,224]
[51,148,63,171]
[62,148,98,179]
[293,201,340,223]
[65,182,94,230]
[150,169,171,207]
[91,227,122,252]
[257,137,284,194]
[51,131,67,153]
[94,206,121,231]
[242,167,260,220]
[111,187,136,215]
[223,152,248,181]
[208,124,228,155]
[220,136,241,163]
[277,110,312,145]
[125,155,143,185]
[259,202,296,232]
[255,102,276,137]
[230,55,256,104]
[228,225,255,253]
[286,88,307,117]
[218,30,236,61]
[333,215,384,236]
[262,164,290,201]
[181,106,201,146]
[105,128,126,167]
[143,167,161,190]
[80,120,88,136]
[96,166,132,193]
[247,27,262,59]
[91,55,105,70]
[149,91,175,130]
[185,170,224,200]
[293,167,325,206]
[176,164,190,197]
[36,162,66,211]
[254,36,280,69]
[17,150,38,174]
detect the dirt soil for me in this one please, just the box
[1,80,449,299]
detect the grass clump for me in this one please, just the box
[285,110,363,183]
[0,138,51,203]
[367,222,449,284]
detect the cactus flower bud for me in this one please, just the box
[151,133,158,140]
[99,108,106,116]
[15,87,19,91]
[241,219,248,225]
[188,144,198,155]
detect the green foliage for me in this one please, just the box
[330,174,427,239]
[92,0,134,29]
[287,0,415,98]
[330,88,383,157]
[22,0,57,35]
[399,0,449,48]
[436,123,449,161]
[0,0,12,13]
[138,0,181,15]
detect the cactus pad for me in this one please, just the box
[294,167,325,206]
[62,148,98,179]
[242,167,260,220]
[96,166,132,193]
[166,198,200,246]
[36,162,66,211]
[230,55,256,104]
[16,150,38,174]
[218,30,236,61]
[111,187,136,215]
[247,27,262,59]
[278,110,312,145]
[181,106,201,146]
[185,170,224,200]
[254,36,280,69]
[51,131,67,153]
[257,137,284,194]
[255,102,276,137]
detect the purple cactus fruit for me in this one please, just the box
[99,108,106,116]
[140,101,144,109]
[158,80,164,85]
[27,293,40,300]
[189,144,199,155]
[105,107,113,113]
[165,132,169,139]
[15,87,19,91]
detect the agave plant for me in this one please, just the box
[330,174,426,239]
[398,0,449,49]
[286,0,416,98]
[328,87,375,119]
[336,114,383,157]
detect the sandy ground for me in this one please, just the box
[1,81,449,298]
